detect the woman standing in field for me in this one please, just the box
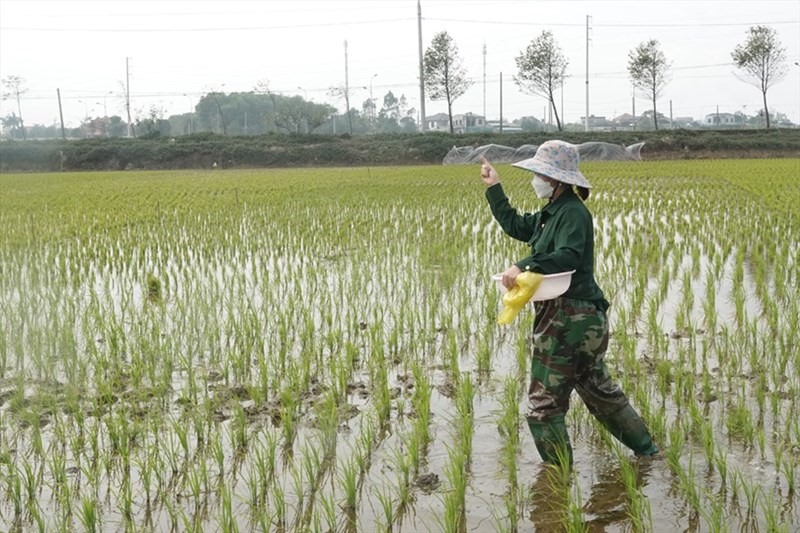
[479,140,658,467]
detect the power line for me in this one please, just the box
[424,17,799,28]
[0,17,415,32]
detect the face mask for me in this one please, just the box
[531,175,555,199]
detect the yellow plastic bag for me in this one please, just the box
[497,272,543,325]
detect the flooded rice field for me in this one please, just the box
[0,160,798,532]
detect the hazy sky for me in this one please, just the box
[1,0,799,128]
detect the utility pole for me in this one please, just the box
[585,15,591,132]
[632,87,636,130]
[417,0,427,131]
[482,43,486,120]
[57,88,66,140]
[125,57,133,138]
[344,40,353,135]
[499,72,503,134]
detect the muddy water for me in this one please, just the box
[2,166,799,532]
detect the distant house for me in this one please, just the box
[612,113,637,130]
[426,113,450,132]
[453,112,488,133]
[703,112,743,127]
[580,115,618,132]
[426,112,487,133]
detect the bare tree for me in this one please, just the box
[731,25,787,129]
[327,85,355,134]
[423,31,472,134]
[514,31,568,131]
[627,40,671,131]
[1,75,28,140]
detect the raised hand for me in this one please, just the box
[479,155,499,187]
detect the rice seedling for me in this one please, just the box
[0,159,796,531]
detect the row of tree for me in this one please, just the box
[0,85,420,139]
[422,25,790,131]
[1,24,790,138]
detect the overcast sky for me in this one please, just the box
[1,0,798,128]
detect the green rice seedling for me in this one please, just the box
[120,475,133,525]
[77,495,99,533]
[666,423,684,474]
[442,444,468,532]
[700,418,715,468]
[455,372,475,462]
[726,392,755,446]
[301,440,322,496]
[411,361,432,454]
[374,485,397,531]
[290,458,307,515]
[616,450,651,533]
[6,464,22,518]
[232,403,249,453]
[316,488,337,532]
[564,482,588,533]
[475,333,492,376]
[315,389,339,460]
[29,500,45,533]
[737,470,761,517]
[677,453,701,514]
[390,445,412,509]
[761,489,787,533]
[270,479,287,529]
[713,448,728,489]
[220,482,239,533]
[498,377,521,483]
[19,457,40,511]
[244,461,264,514]
[779,456,796,495]
[279,386,299,452]
[339,455,359,512]
[700,488,726,533]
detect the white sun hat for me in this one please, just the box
[511,140,592,189]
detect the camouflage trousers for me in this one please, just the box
[527,297,628,421]
[526,297,657,463]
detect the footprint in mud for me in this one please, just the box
[436,380,456,398]
[414,472,440,494]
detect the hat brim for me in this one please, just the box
[512,157,592,188]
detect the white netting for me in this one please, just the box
[442,141,645,164]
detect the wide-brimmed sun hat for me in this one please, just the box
[511,140,592,189]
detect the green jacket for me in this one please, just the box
[485,183,609,310]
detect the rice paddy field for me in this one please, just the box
[0,159,798,532]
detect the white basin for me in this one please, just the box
[491,270,575,301]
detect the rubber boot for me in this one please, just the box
[527,415,573,467]
[598,404,659,456]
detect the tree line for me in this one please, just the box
[422,24,790,132]
[1,24,791,139]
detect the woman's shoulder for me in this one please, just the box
[558,195,592,217]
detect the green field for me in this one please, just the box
[1,160,798,532]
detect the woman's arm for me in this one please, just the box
[480,157,536,242]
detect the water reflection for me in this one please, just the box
[528,457,656,532]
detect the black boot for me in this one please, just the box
[597,404,658,456]
[527,415,573,466]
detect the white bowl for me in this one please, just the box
[491,270,575,301]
